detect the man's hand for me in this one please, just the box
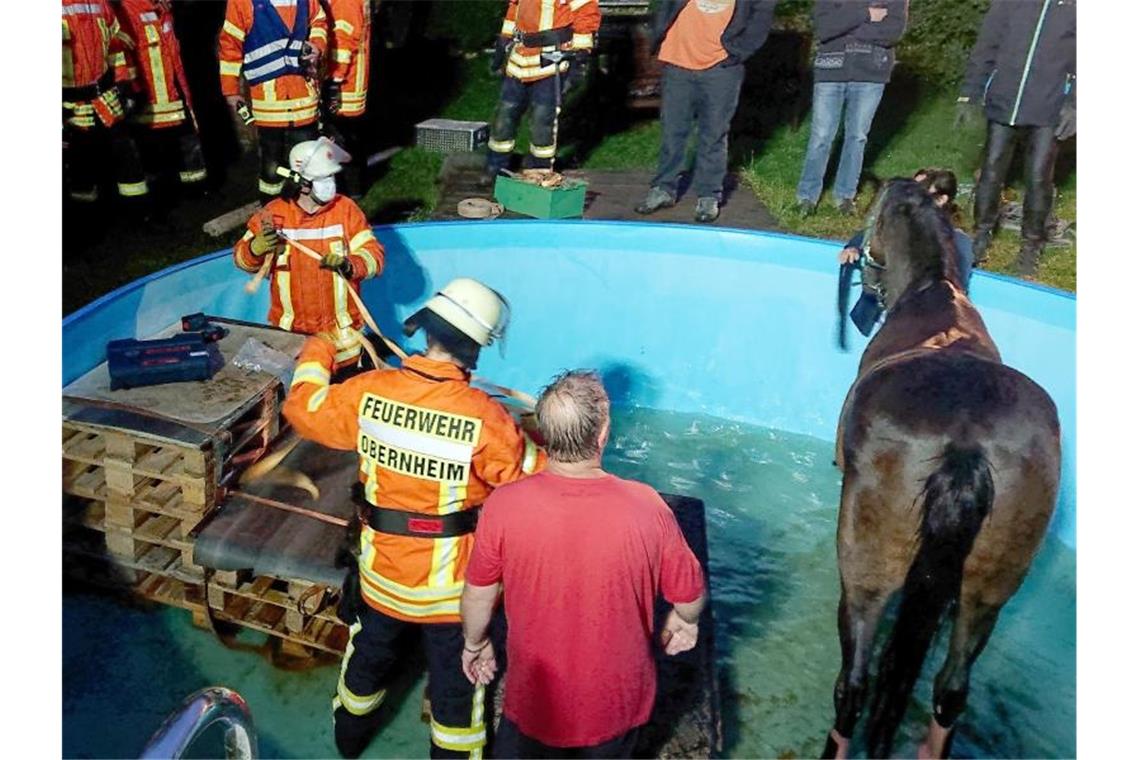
[301,42,321,78]
[838,247,860,265]
[868,6,888,22]
[491,36,509,75]
[660,608,699,655]
[461,639,498,685]
[250,225,283,258]
[324,81,343,115]
[1055,101,1076,141]
[320,253,355,279]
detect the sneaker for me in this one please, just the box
[836,198,857,216]
[796,199,816,218]
[695,196,720,223]
[635,186,676,215]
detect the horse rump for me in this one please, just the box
[864,443,995,757]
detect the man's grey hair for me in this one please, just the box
[536,370,610,463]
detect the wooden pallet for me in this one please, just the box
[207,574,349,656]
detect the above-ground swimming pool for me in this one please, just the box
[62,221,1075,758]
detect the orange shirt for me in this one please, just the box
[658,0,735,71]
[283,341,545,622]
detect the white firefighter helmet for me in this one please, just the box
[287,137,351,181]
[422,278,510,347]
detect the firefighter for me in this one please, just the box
[63,0,149,206]
[484,0,602,180]
[233,137,383,374]
[114,0,208,195]
[323,0,374,197]
[219,0,329,203]
[282,278,545,759]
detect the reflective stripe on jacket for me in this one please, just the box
[283,344,546,622]
[115,0,195,129]
[328,0,370,117]
[233,195,383,343]
[500,0,600,82]
[62,0,133,130]
[218,0,327,127]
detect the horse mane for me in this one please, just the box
[875,179,964,296]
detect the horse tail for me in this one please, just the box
[865,443,994,757]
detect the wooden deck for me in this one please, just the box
[431,154,780,231]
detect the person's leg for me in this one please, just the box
[971,120,1018,263]
[258,127,285,203]
[333,115,366,197]
[333,604,409,758]
[795,82,846,206]
[487,76,529,175]
[422,623,490,759]
[108,120,150,206]
[493,716,559,759]
[691,62,745,203]
[526,75,558,170]
[649,64,698,199]
[572,725,642,759]
[1017,124,1060,275]
[832,81,885,204]
[175,121,208,192]
[65,125,100,203]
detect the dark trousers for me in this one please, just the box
[65,120,148,202]
[258,123,319,203]
[487,75,559,173]
[324,114,367,198]
[494,716,640,759]
[974,121,1059,251]
[334,603,490,759]
[652,61,745,201]
[134,120,207,189]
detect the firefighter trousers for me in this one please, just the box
[486,75,559,173]
[334,602,490,759]
[65,120,148,203]
[258,123,320,203]
[134,120,208,191]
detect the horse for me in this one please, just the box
[823,180,1061,759]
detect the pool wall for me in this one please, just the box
[62,221,1076,546]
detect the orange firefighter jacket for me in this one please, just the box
[233,195,383,364]
[114,0,197,132]
[327,0,371,117]
[500,0,601,82]
[283,341,545,622]
[62,0,134,130]
[218,0,328,128]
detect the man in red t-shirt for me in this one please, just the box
[461,370,707,757]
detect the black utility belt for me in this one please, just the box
[63,70,116,102]
[355,488,481,538]
[516,25,572,49]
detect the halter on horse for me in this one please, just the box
[823,180,1061,759]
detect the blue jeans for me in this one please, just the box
[796,81,885,205]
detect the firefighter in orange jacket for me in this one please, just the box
[219,0,329,202]
[485,0,601,180]
[114,0,208,193]
[233,137,383,373]
[63,0,149,204]
[283,278,545,758]
[323,0,374,197]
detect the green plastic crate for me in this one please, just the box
[493,175,587,219]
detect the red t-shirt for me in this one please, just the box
[465,471,706,747]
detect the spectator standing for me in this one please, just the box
[635,0,777,223]
[957,0,1076,276]
[461,371,707,758]
[795,0,908,217]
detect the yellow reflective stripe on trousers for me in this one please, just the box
[488,138,515,154]
[336,619,386,716]
[117,181,149,197]
[530,143,556,159]
[179,168,207,183]
[430,716,486,752]
[276,271,295,330]
[522,436,538,474]
[290,360,330,387]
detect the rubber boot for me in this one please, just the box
[1015,240,1044,277]
[971,228,994,266]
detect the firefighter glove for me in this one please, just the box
[324,81,343,115]
[320,253,355,279]
[250,225,282,258]
[1054,101,1076,141]
[491,36,509,75]
[116,83,139,116]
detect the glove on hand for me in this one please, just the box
[250,225,282,258]
[323,81,343,115]
[320,253,355,279]
[1055,101,1076,140]
[490,36,508,75]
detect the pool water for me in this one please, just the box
[62,408,1075,758]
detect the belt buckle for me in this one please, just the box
[407,517,444,536]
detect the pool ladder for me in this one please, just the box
[140,686,258,759]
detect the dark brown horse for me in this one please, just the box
[823,180,1061,759]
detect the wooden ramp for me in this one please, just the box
[432,154,779,231]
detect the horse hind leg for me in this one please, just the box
[918,600,1001,759]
